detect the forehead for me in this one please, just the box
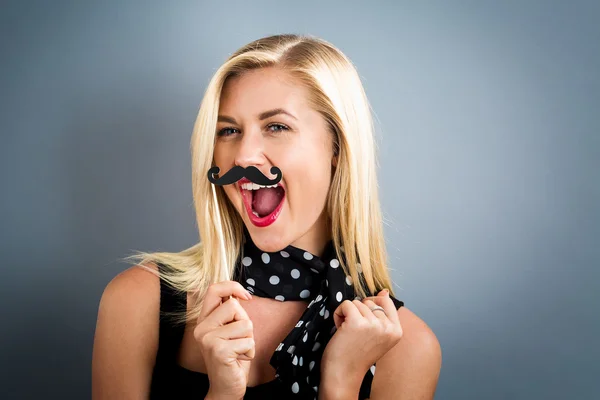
[219,67,310,115]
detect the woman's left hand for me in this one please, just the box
[321,290,403,383]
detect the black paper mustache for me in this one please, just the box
[207,165,282,186]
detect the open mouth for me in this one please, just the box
[238,178,285,227]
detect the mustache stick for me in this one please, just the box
[210,181,230,288]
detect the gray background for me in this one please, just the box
[1,0,598,399]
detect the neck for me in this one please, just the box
[289,211,332,258]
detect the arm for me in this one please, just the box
[92,265,160,399]
[319,307,442,400]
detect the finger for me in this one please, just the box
[199,281,252,321]
[230,337,256,360]
[203,297,251,329]
[362,289,388,302]
[213,337,256,362]
[352,299,378,322]
[362,299,388,321]
[212,319,254,340]
[365,296,400,325]
[333,300,362,329]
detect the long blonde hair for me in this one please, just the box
[123,34,396,324]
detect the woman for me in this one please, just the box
[92,34,441,399]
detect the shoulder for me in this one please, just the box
[396,306,441,361]
[97,264,161,331]
[370,306,442,399]
[92,264,162,398]
[103,262,161,297]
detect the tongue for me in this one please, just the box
[252,187,282,217]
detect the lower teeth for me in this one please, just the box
[252,211,260,217]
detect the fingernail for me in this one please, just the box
[245,291,252,299]
[382,289,389,296]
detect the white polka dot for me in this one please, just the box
[308,300,314,308]
[370,365,376,375]
[306,321,310,327]
[313,386,318,392]
[291,269,300,279]
[309,361,315,371]
[340,245,345,252]
[261,253,270,263]
[242,256,252,266]
[310,268,319,274]
[295,320,304,328]
[319,307,325,316]
[354,296,361,301]
[287,345,296,354]
[299,357,303,366]
[326,279,328,287]
[315,332,320,340]
[312,342,320,351]
[307,376,310,383]
[303,252,313,260]
[275,295,285,302]
[324,310,330,319]
[336,291,343,302]
[276,343,283,351]
[246,286,254,293]
[345,275,353,285]
[246,278,255,286]
[303,332,308,342]
[280,250,290,258]
[330,259,340,268]
[292,382,299,393]
[292,356,298,365]
[269,275,280,285]
[314,295,322,302]
[300,289,310,299]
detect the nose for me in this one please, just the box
[234,129,265,169]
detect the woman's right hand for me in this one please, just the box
[194,281,255,400]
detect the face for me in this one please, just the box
[213,67,337,255]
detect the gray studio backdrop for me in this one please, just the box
[1,1,598,399]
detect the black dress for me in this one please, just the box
[149,271,404,399]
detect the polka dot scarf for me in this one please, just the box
[235,231,403,399]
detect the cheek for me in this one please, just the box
[285,141,333,196]
[213,141,238,166]
[221,185,239,208]
[212,146,227,168]
[290,159,332,209]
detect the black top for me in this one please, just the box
[149,265,404,399]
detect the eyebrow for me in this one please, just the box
[259,108,297,121]
[217,108,298,124]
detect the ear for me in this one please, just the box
[331,154,338,168]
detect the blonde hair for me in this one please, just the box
[123,34,396,324]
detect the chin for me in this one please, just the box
[244,222,290,252]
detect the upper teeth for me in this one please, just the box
[241,183,279,190]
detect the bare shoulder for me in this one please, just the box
[370,306,442,400]
[97,263,161,332]
[102,263,161,303]
[92,264,161,399]
[397,306,441,358]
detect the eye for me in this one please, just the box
[267,123,289,133]
[217,127,239,137]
